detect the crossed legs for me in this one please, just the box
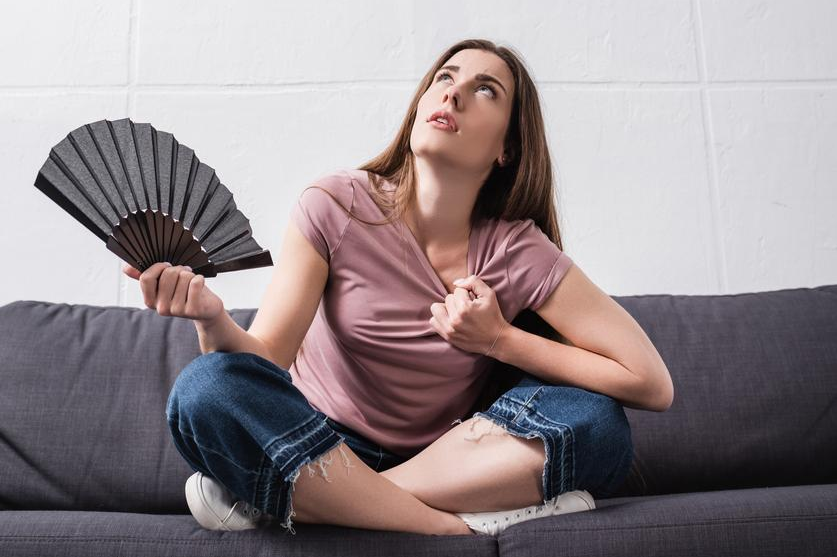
[289,415,547,534]
[380,383,635,513]
[288,439,475,535]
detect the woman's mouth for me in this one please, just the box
[427,110,458,131]
[428,119,456,132]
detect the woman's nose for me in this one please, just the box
[443,87,460,108]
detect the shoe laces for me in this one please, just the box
[240,504,262,519]
[482,497,558,530]
[476,500,553,533]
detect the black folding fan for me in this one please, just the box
[33,117,273,277]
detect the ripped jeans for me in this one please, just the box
[165,351,634,535]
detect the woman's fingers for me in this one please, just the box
[138,262,173,309]
[170,267,222,322]
[122,263,142,280]
[128,262,217,321]
[155,265,187,316]
[453,286,474,309]
[170,267,194,315]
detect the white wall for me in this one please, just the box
[1,0,835,312]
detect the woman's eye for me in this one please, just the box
[478,84,497,97]
[436,72,496,98]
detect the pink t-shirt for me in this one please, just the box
[288,168,574,458]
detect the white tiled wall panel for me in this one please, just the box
[1,0,834,311]
[700,0,837,81]
[543,89,714,293]
[0,93,129,304]
[0,1,131,86]
[709,89,837,291]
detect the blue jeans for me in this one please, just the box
[165,351,634,535]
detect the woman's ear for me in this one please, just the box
[505,144,517,163]
[499,144,517,167]
[497,148,512,167]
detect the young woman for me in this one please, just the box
[128,39,670,537]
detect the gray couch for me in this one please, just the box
[1,284,836,556]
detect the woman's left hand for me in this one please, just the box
[429,274,509,355]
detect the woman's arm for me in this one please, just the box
[194,310,277,363]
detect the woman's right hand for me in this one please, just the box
[122,262,225,323]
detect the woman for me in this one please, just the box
[127,39,666,537]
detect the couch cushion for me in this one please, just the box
[611,284,837,497]
[0,300,258,513]
[499,483,837,557]
[0,509,498,556]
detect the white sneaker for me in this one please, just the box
[184,471,276,531]
[456,490,596,536]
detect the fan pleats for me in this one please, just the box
[34,117,272,276]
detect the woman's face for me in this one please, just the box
[410,49,515,173]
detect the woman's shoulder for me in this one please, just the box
[306,168,356,193]
[479,215,533,241]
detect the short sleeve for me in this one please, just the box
[505,219,574,311]
[290,170,355,263]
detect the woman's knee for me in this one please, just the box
[589,391,631,431]
[572,389,633,455]
[166,352,242,422]
[573,392,633,495]
[537,386,634,494]
[538,386,629,431]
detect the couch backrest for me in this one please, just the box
[0,301,254,513]
[612,284,837,497]
[0,285,835,512]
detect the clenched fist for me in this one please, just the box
[122,262,225,323]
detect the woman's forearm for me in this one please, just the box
[194,310,277,365]
[492,324,664,411]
